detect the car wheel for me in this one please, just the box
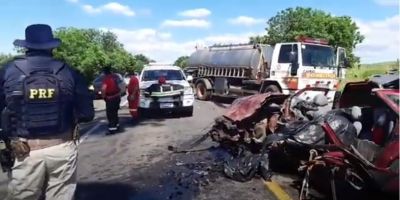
[182,107,193,117]
[139,108,149,118]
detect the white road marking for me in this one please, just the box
[78,119,106,144]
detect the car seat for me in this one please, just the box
[371,108,392,146]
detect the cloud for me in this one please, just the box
[178,8,211,18]
[66,0,79,3]
[107,28,258,62]
[354,15,400,63]
[82,2,135,16]
[82,5,100,14]
[374,0,399,6]
[161,19,210,28]
[228,16,264,26]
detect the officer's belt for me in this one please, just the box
[26,131,73,151]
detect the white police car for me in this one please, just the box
[138,65,194,117]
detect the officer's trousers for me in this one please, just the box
[7,141,77,200]
[105,97,120,131]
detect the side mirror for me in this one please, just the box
[343,58,350,68]
[186,75,193,82]
[289,51,299,76]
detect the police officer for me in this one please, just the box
[0,24,94,199]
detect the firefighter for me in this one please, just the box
[0,24,94,200]
[101,66,122,134]
[127,72,140,119]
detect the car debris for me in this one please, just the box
[167,76,398,199]
[215,79,398,199]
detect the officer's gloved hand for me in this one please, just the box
[10,139,30,160]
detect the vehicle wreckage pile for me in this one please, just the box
[172,75,399,200]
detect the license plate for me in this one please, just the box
[160,103,174,108]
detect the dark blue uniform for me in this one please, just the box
[1,23,94,200]
[0,50,94,138]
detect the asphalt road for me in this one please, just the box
[0,98,297,200]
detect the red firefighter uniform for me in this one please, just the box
[127,75,140,118]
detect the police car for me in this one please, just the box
[138,65,194,117]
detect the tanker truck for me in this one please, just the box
[187,37,349,104]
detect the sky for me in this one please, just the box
[0,0,399,63]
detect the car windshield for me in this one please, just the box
[142,70,184,81]
[301,44,336,68]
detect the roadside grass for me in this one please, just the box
[340,60,399,90]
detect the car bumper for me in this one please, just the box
[139,94,194,109]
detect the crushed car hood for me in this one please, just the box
[223,93,288,123]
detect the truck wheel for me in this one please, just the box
[262,84,281,94]
[196,82,211,100]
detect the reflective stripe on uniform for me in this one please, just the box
[108,127,118,131]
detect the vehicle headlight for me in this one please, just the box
[184,87,193,95]
[89,85,94,90]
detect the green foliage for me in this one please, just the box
[250,7,364,67]
[134,54,151,65]
[132,54,153,73]
[345,61,399,81]
[52,27,149,82]
[174,56,189,69]
[0,53,15,66]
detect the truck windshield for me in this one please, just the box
[301,44,336,68]
[142,70,184,81]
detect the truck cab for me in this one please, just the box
[268,38,347,99]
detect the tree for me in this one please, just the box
[250,7,364,67]
[0,53,15,66]
[53,27,140,81]
[134,54,151,65]
[174,56,189,69]
[132,54,154,73]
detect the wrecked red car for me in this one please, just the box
[208,87,333,151]
[208,87,344,181]
[209,75,399,199]
[301,80,399,200]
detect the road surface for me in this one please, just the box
[0,98,299,200]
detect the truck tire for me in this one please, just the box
[196,82,211,101]
[262,84,281,94]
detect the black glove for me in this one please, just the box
[0,137,15,173]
